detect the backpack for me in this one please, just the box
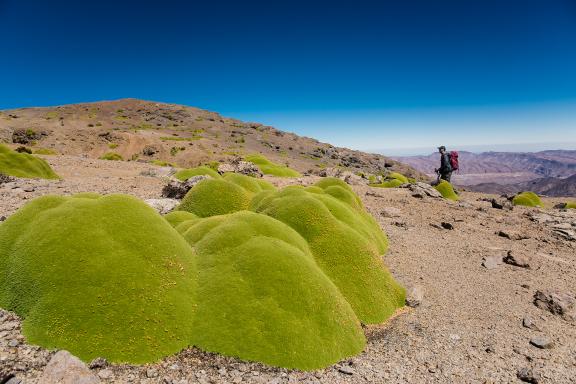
[449,151,459,171]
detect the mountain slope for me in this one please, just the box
[0,99,424,179]
[469,173,576,197]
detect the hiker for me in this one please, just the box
[435,145,453,182]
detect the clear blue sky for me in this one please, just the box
[1,0,575,154]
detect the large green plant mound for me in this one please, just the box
[0,144,59,179]
[513,191,543,207]
[245,154,301,177]
[434,180,459,201]
[170,210,365,370]
[565,202,576,209]
[178,174,276,217]
[251,178,405,324]
[174,166,221,181]
[0,194,197,363]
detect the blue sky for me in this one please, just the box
[1,0,575,154]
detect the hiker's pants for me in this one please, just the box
[440,172,452,182]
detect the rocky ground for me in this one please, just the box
[1,156,575,384]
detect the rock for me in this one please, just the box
[491,198,513,210]
[341,171,368,186]
[7,339,19,347]
[497,231,529,240]
[89,357,108,369]
[533,290,576,322]
[4,377,22,384]
[406,286,424,308]
[337,365,356,375]
[318,167,342,178]
[161,175,209,199]
[403,182,443,198]
[552,228,576,241]
[522,316,540,331]
[440,222,454,230]
[144,198,179,214]
[146,368,159,378]
[0,173,15,185]
[12,128,47,144]
[380,207,402,218]
[218,161,262,177]
[482,256,502,270]
[529,336,554,349]
[39,350,100,384]
[503,251,530,268]
[22,186,35,192]
[142,145,159,156]
[517,368,540,383]
[97,369,113,380]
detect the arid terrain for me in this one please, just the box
[1,155,575,384]
[0,99,424,180]
[394,150,576,189]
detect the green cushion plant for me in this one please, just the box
[174,166,221,181]
[565,202,576,209]
[0,144,59,179]
[245,154,300,177]
[251,178,405,324]
[0,194,197,364]
[369,171,408,188]
[99,152,123,161]
[512,191,543,207]
[434,180,459,201]
[169,210,365,370]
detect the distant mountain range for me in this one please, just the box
[394,150,576,197]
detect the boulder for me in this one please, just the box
[12,128,47,144]
[161,175,209,199]
[340,171,368,186]
[218,161,262,177]
[142,145,159,156]
[318,167,342,178]
[39,351,100,384]
[403,182,443,198]
[503,251,530,268]
[533,290,576,322]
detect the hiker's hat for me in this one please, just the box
[438,145,446,151]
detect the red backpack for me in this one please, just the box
[449,151,459,171]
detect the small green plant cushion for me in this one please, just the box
[565,202,576,209]
[245,154,300,177]
[251,178,405,324]
[0,194,197,364]
[369,172,408,188]
[434,180,459,201]
[178,174,276,218]
[512,191,543,207]
[171,210,365,370]
[174,166,221,181]
[99,152,123,161]
[0,144,59,179]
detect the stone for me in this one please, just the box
[337,365,356,375]
[218,161,262,177]
[97,369,113,380]
[517,368,540,383]
[89,357,108,369]
[529,336,554,349]
[552,228,576,241]
[482,256,502,270]
[491,198,513,210]
[341,171,368,186]
[440,222,454,230]
[4,377,22,384]
[147,368,159,378]
[406,286,424,308]
[7,339,19,347]
[142,145,159,156]
[319,167,342,178]
[503,251,530,268]
[22,186,35,192]
[161,175,209,199]
[144,198,179,214]
[380,207,402,218]
[38,350,100,384]
[522,316,540,331]
[533,290,576,322]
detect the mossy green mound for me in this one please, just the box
[245,154,301,177]
[0,194,197,363]
[252,178,405,324]
[178,174,276,218]
[174,166,221,181]
[434,180,459,201]
[99,152,123,161]
[565,202,576,209]
[0,144,59,179]
[369,172,408,188]
[513,191,543,207]
[170,210,365,370]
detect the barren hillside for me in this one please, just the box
[0,99,424,179]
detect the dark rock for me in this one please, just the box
[89,357,108,369]
[142,145,159,156]
[4,377,22,384]
[161,175,209,199]
[517,368,540,383]
[441,222,454,230]
[533,290,576,322]
[0,173,14,185]
[497,231,529,240]
[12,128,47,144]
[529,336,554,349]
[14,146,32,154]
[503,251,530,268]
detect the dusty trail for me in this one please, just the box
[0,156,575,383]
